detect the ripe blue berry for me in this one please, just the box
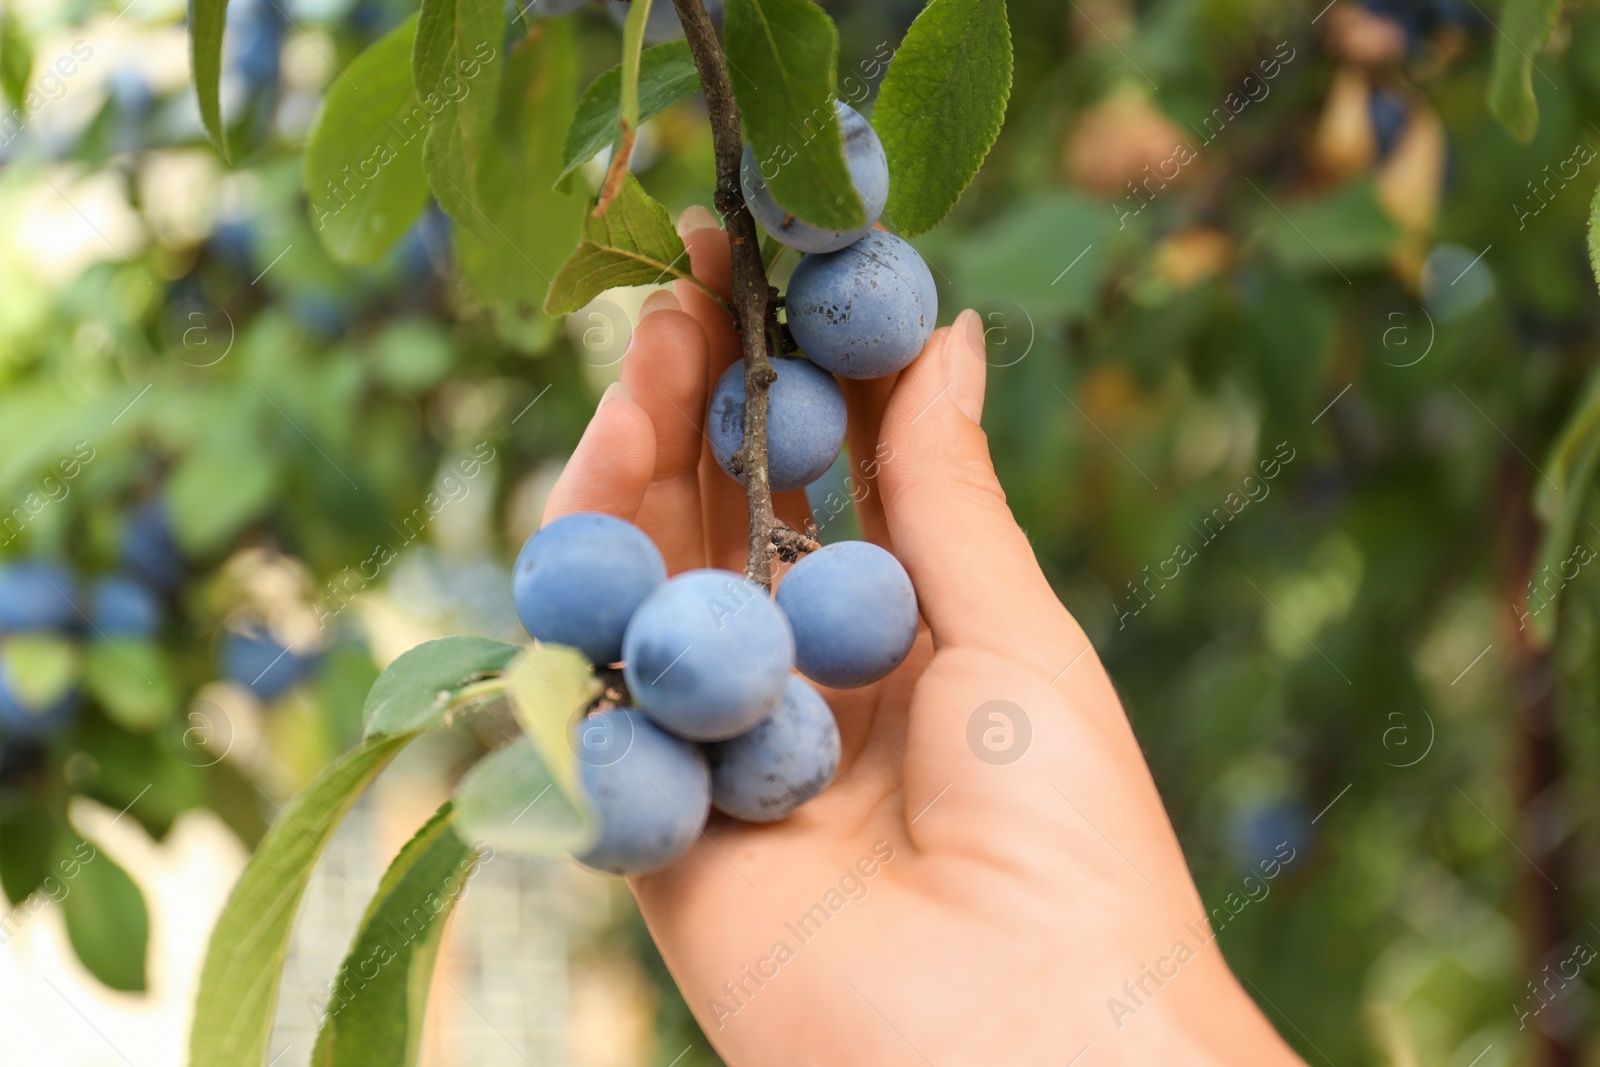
[622,569,794,741]
[121,500,184,591]
[573,708,710,874]
[740,101,889,254]
[90,576,162,638]
[776,541,917,688]
[513,513,667,665]
[708,357,846,493]
[785,231,938,380]
[0,562,79,633]
[707,676,840,822]
[222,629,316,702]
[1368,88,1408,161]
[606,0,723,44]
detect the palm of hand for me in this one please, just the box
[542,212,1303,1066]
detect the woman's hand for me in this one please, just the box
[542,208,1306,1067]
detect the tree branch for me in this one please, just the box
[668,0,805,588]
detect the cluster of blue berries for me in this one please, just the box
[0,500,320,754]
[514,513,917,874]
[507,99,932,875]
[706,101,938,493]
[0,503,176,742]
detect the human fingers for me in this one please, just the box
[672,209,754,572]
[540,382,658,525]
[875,310,1078,671]
[673,207,739,392]
[622,295,715,573]
[839,373,899,549]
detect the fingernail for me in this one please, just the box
[677,205,721,236]
[602,381,632,405]
[639,290,682,318]
[944,309,987,424]
[962,307,985,353]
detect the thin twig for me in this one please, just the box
[669,0,786,587]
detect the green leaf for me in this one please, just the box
[362,636,521,738]
[593,0,655,213]
[189,0,232,162]
[1528,367,1600,647]
[724,0,863,230]
[0,635,80,708]
[1589,178,1600,297]
[1254,181,1399,273]
[454,736,588,855]
[543,174,699,315]
[557,40,700,192]
[456,20,586,323]
[0,6,33,109]
[166,442,279,555]
[371,319,455,392]
[85,639,180,732]
[59,831,148,993]
[202,758,271,850]
[0,802,57,905]
[504,644,599,806]
[316,640,382,755]
[73,718,203,842]
[760,232,790,273]
[875,0,1013,236]
[304,16,432,265]
[1487,0,1561,143]
[414,0,505,236]
[311,803,479,1067]
[944,194,1108,321]
[189,734,415,1067]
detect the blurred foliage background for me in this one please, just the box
[1,0,1599,1062]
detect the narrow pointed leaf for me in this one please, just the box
[1528,367,1600,647]
[190,0,233,163]
[875,0,1013,236]
[1487,0,1561,142]
[595,0,653,213]
[724,0,863,230]
[557,40,700,192]
[311,803,479,1067]
[189,734,415,1067]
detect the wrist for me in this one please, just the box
[1116,960,1306,1067]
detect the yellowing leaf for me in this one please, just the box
[504,643,599,806]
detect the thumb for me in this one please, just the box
[875,310,1075,668]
